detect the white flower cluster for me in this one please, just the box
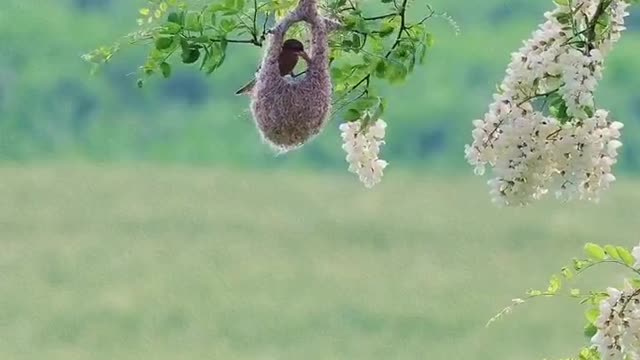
[592,286,640,360]
[465,0,629,206]
[340,119,388,188]
[591,244,640,360]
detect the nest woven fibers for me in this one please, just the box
[250,0,340,152]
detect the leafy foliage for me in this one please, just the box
[4,0,640,165]
[83,0,442,124]
[489,239,640,360]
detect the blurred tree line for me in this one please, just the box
[1,0,639,171]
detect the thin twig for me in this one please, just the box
[517,89,559,107]
[344,0,409,95]
[252,0,259,42]
[619,289,640,315]
[199,38,260,45]
[362,13,397,21]
[409,6,436,28]
[260,11,270,43]
[585,0,613,53]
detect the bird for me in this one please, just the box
[235,39,311,96]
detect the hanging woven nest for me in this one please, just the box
[250,0,340,152]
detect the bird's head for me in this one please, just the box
[282,39,311,62]
[282,39,305,53]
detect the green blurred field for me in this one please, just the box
[0,165,637,360]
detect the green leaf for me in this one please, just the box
[330,66,344,80]
[425,33,435,47]
[555,12,572,25]
[202,43,227,74]
[584,106,594,118]
[570,288,581,297]
[547,274,561,294]
[547,92,569,120]
[160,62,172,78]
[210,11,217,26]
[407,53,416,73]
[184,11,203,32]
[378,23,395,37]
[155,37,173,51]
[616,246,635,266]
[584,243,606,261]
[360,111,372,128]
[573,258,592,271]
[417,43,428,65]
[561,267,574,280]
[344,108,361,122]
[167,11,182,24]
[584,323,597,338]
[342,15,359,31]
[384,58,408,83]
[370,97,384,123]
[352,17,369,33]
[629,278,640,289]
[181,47,200,64]
[351,34,361,50]
[374,60,387,78]
[548,92,562,105]
[351,96,379,112]
[585,308,599,324]
[161,22,182,34]
[555,102,569,124]
[220,18,237,32]
[572,40,587,49]
[579,347,599,360]
[604,245,620,260]
[580,291,608,305]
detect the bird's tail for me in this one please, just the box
[234,78,257,96]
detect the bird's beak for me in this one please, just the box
[298,50,311,63]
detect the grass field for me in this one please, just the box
[0,165,637,360]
